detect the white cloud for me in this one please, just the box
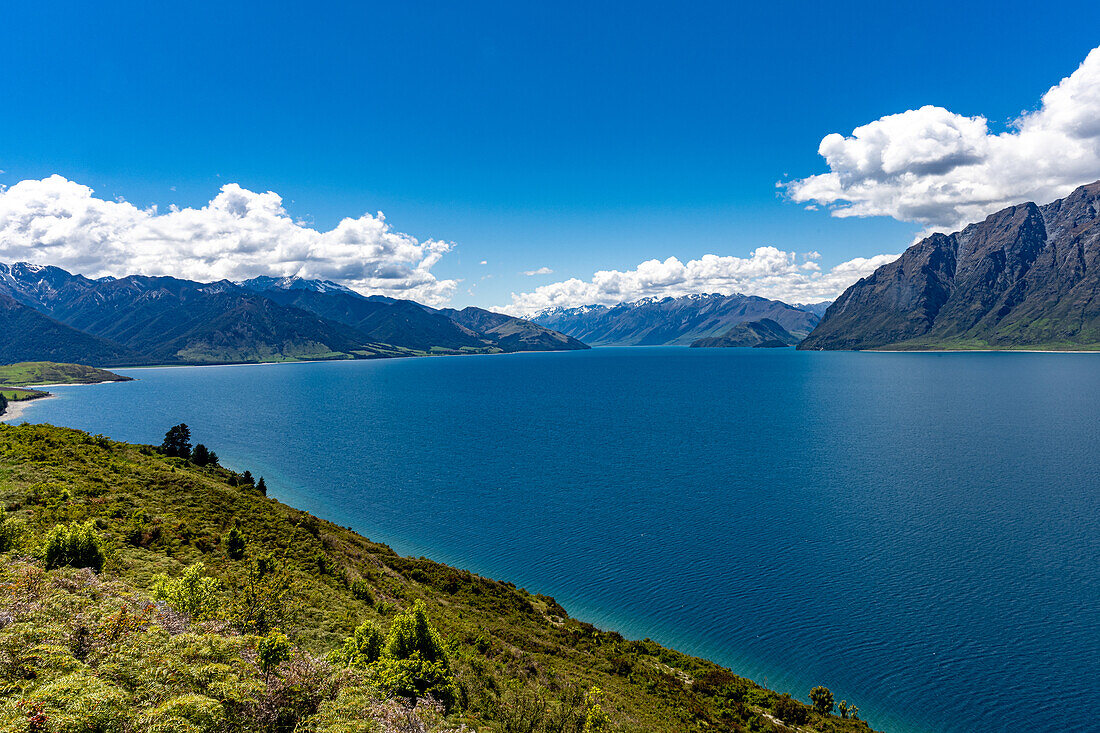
[501,247,898,315]
[522,266,553,276]
[0,175,458,305]
[785,45,1100,231]
[479,260,487,265]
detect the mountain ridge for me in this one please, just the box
[533,293,820,346]
[800,181,1100,351]
[0,263,586,365]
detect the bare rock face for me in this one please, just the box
[799,181,1100,350]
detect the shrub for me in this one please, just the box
[229,555,299,634]
[349,580,373,604]
[583,686,610,732]
[225,524,246,560]
[143,694,227,733]
[810,685,834,715]
[385,601,448,666]
[364,654,457,712]
[773,693,810,724]
[43,521,105,571]
[0,507,22,552]
[258,632,292,676]
[152,563,222,621]
[336,621,384,667]
[28,671,130,733]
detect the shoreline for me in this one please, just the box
[868,348,1100,354]
[2,393,58,423]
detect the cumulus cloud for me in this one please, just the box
[522,266,554,276]
[502,247,898,315]
[785,45,1100,231]
[0,175,458,305]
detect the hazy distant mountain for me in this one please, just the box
[439,307,590,352]
[689,318,799,348]
[792,301,832,318]
[533,293,820,346]
[801,181,1100,351]
[0,263,586,365]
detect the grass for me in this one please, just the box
[0,388,50,402]
[0,423,881,732]
[0,362,132,387]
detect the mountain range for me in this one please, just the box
[0,263,586,366]
[801,180,1100,351]
[532,293,821,346]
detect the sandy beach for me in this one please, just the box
[2,393,57,423]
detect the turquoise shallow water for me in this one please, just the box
[17,347,1100,733]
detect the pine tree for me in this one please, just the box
[256,477,267,496]
[191,444,211,466]
[160,424,192,459]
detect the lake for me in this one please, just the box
[16,347,1099,733]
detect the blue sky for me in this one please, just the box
[2,1,1099,310]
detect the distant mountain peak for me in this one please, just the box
[533,292,818,346]
[237,275,356,295]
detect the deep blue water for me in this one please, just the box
[16,348,1099,733]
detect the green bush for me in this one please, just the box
[336,621,384,667]
[0,507,22,552]
[810,685,835,715]
[350,579,373,604]
[363,654,457,712]
[385,600,448,666]
[152,563,221,621]
[43,521,105,571]
[258,631,292,675]
[28,671,130,733]
[143,694,227,733]
[773,692,810,724]
[225,524,246,560]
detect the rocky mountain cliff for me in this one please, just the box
[533,293,820,346]
[800,181,1100,350]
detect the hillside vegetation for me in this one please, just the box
[0,424,878,732]
[0,362,132,388]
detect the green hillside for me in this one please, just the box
[0,361,132,388]
[0,424,878,732]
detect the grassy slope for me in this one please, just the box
[0,362,133,387]
[0,424,880,732]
